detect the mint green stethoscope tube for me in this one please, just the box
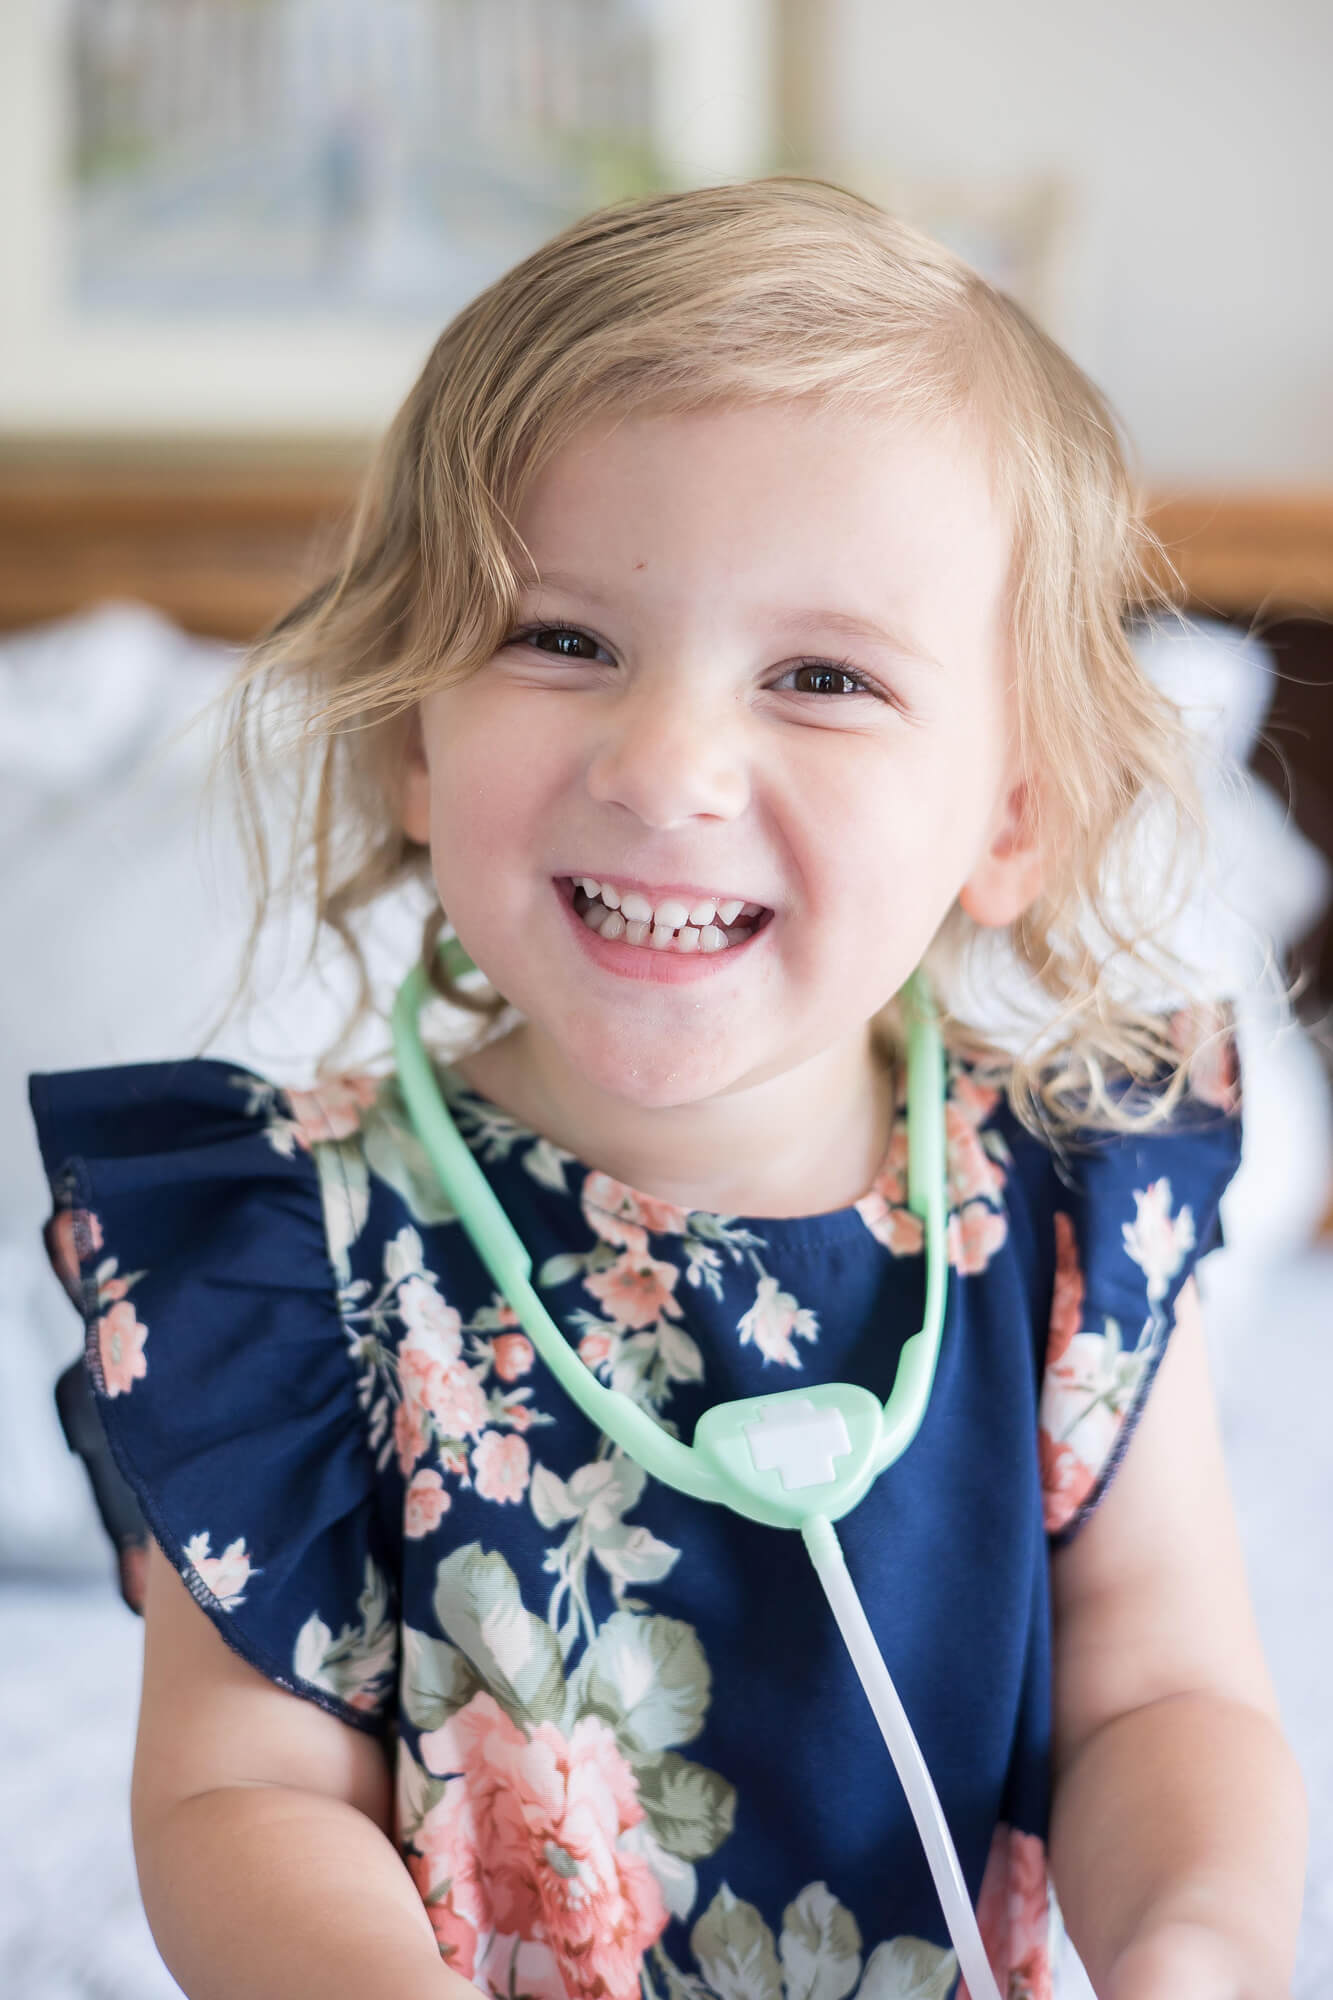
[391,956,950,1510]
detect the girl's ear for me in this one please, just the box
[957,778,1044,928]
[400,706,433,845]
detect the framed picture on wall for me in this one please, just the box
[0,0,776,434]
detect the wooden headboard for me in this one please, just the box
[2,436,1332,639]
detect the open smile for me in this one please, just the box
[555,877,773,981]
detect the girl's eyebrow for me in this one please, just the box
[525,570,938,670]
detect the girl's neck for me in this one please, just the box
[453,1025,898,1220]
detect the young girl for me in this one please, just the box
[30,180,1305,2000]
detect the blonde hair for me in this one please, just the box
[223,175,1225,1139]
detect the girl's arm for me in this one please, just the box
[1048,1280,1307,1999]
[132,1542,474,2000]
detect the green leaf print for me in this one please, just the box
[432,1545,566,1726]
[636,1750,736,1861]
[399,1624,482,1731]
[692,1885,784,2000]
[291,1557,396,1711]
[538,1250,589,1289]
[779,1884,862,2000]
[360,1076,460,1226]
[854,1938,958,2000]
[312,1138,371,1284]
[574,1609,711,1752]
[523,1136,575,1192]
[396,1744,450,1845]
[529,1462,581,1530]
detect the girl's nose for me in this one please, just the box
[584,683,751,828]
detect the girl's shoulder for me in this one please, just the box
[28,1055,405,1734]
[950,1022,1244,1544]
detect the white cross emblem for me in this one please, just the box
[743,1398,853,1491]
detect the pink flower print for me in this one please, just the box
[182,1532,253,1611]
[581,1172,690,1256]
[47,1208,103,1296]
[399,1277,464,1361]
[949,1067,1002,1131]
[281,1074,379,1149]
[472,1431,531,1505]
[492,1333,534,1383]
[1039,1430,1097,1534]
[579,1330,615,1368]
[429,1361,490,1441]
[494,1298,520,1327]
[584,1250,681,1330]
[394,1393,429,1478]
[1046,1213,1084,1369]
[406,1852,480,1978]
[948,1202,1008,1276]
[1170,1005,1241,1113]
[1122,1179,1195,1303]
[405,1468,451,1539]
[959,1823,1053,2000]
[417,1693,667,2000]
[945,1102,1003,1209]
[862,1124,910,1209]
[855,1187,924,1257]
[97,1300,148,1397]
[737,1275,819,1366]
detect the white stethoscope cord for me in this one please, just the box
[802,1517,1002,2000]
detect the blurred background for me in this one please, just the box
[1,2,1330,1995]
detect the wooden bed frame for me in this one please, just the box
[1,436,1331,639]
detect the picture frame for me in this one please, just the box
[0,0,777,435]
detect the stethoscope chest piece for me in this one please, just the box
[694,1382,886,1528]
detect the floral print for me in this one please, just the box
[737,1275,819,1367]
[183,1531,255,1611]
[958,1826,1054,2000]
[293,1557,397,1713]
[1122,1178,1196,1303]
[31,1033,1241,2000]
[1039,1176,1199,1533]
[398,1545,736,2000]
[96,1297,149,1397]
[406,1468,451,1538]
[414,1693,666,2000]
[257,1072,381,1155]
[472,1430,532,1504]
[856,1061,1012,1275]
[689,1880,957,2000]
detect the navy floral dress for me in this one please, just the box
[29,1030,1241,2000]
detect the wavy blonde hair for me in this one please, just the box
[222,176,1226,1139]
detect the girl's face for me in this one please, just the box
[403,401,1040,1112]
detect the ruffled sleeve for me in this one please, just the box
[28,1059,399,1736]
[1037,1068,1243,1544]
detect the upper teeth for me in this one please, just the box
[576,879,759,930]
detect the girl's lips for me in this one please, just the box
[554,877,770,984]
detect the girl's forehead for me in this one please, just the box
[513,402,1013,634]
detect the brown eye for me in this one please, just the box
[525,625,605,660]
[778,662,875,697]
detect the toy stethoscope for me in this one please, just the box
[392,947,1003,2000]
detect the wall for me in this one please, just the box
[827,0,1332,484]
